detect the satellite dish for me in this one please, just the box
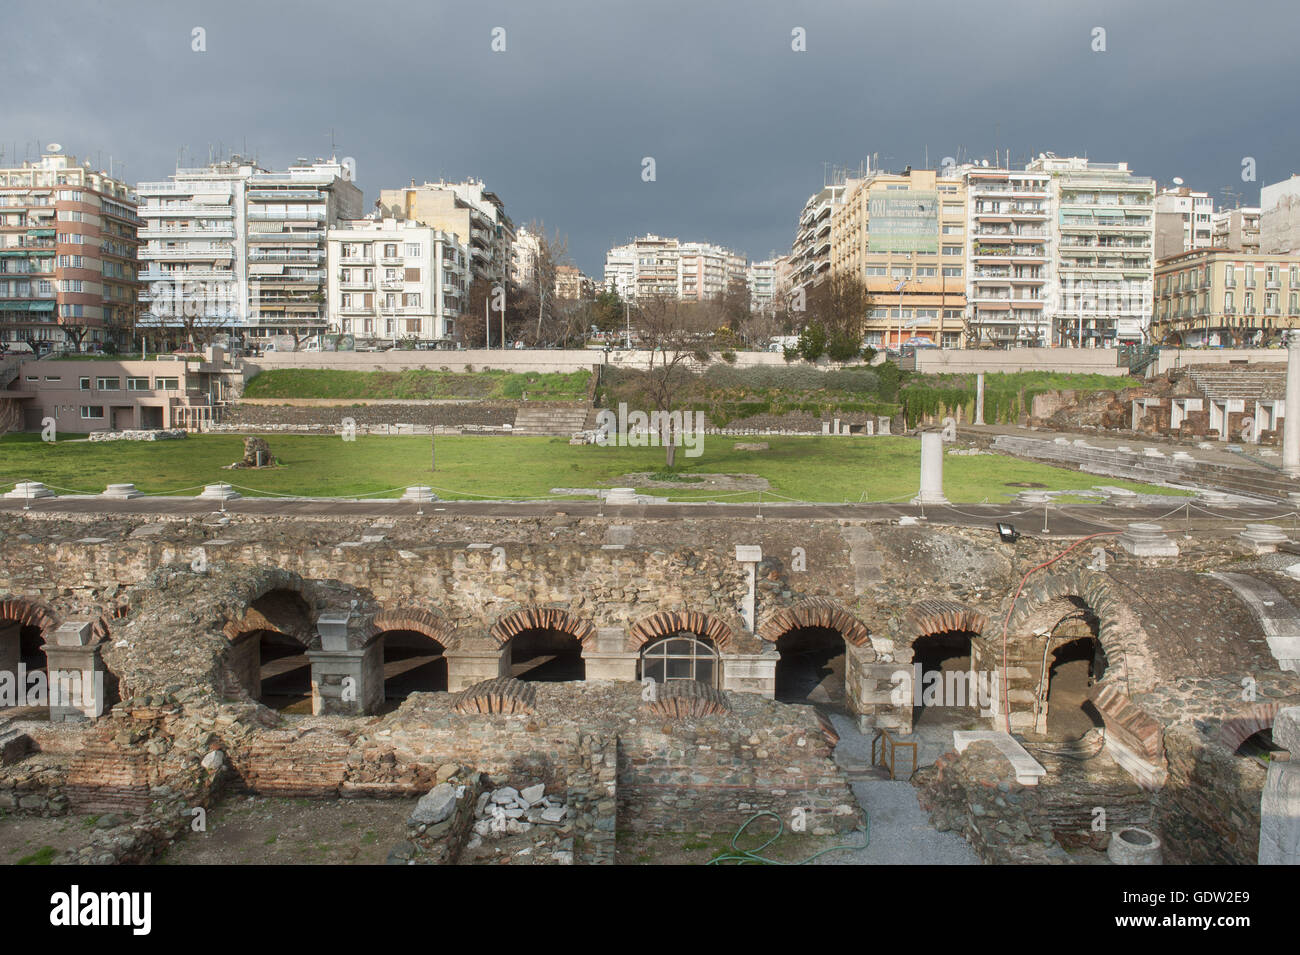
[1172,177,1184,186]
[46,143,62,153]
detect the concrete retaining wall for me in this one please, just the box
[908,348,1126,376]
[1155,348,1290,376]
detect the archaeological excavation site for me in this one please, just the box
[0,499,1296,869]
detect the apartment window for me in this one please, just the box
[95,377,120,391]
[340,293,353,309]
[79,377,90,390]
[57,255,84,269]
[890,267,911,280]
[916,267,937,277]
[942,245,962,256]
[403,293,421,307]
[941,224,963,235]
[384,269,400,282]
[1245,292,1255,312]
[80,406,104,419]
[404,268,421,282]
[888,308,913,319]
[127,377,150,391]
[1224,291,1234,311]
[405,318,421,334]
[870,308,889,318]
[404,243,421,257]
[1290,292,1298,313]
[37,280,52,295]
[1245,266,1256,287]
[444,319,454,337]
[943,309,963,320]
[383,244,398,258]
[44,376,60,382]
[1290,267,1299,287]
[59,280,83,293]
[916,309,939,320]
[1225,265,1235,286]
[155,377,179,390]
[943,266,962,278]
[863,266,887,276]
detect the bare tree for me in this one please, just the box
[634,293,712,467]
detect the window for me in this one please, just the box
[155,377,179,390]
[95,377,120,390]
[404,243,421,257]
[1224,265,1235,287]
[639,634,718,687]
[942,245,962,256]
[403,293,421,307]
[863,266,887,276]
[127,377,150,391]
[942,224,963,235]
[383,244,398,258]
[340,293,352,308]
[80,406,104,419]
[79,377,90,390]
[890,267,911,280]
[404,267,421,282]
[943,266,963,277]
[916,267,937,277]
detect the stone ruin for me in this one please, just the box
[224,435,277,469]
[0,507,1297,865]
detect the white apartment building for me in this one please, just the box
[1027,154,1155,346]
[603,234,746,302]
[136,156,361,345]
[326,218,467,345]
[1154,186,1214,260]
[377,180,514,287]
[962,164,1053,346]
[511,227,540,287]
[747,258,779,313]
[1212,206,1261,253]
[789,183,849,295]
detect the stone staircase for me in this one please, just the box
[1185,363,1287,402]
[512,405,591,436]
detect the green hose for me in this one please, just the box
[705,810,870,865]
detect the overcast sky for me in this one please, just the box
[9,0,1297,275]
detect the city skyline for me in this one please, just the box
[7,0,1297,276]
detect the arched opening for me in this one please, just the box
[910,629,984,729]
[0,617,47,715]
[638,633,718,688]
[380,629,447,704]
[1234,728,1283,765]
[774,626,846,708]
[1042,601,1107,740]
[505,628,585,682]
[226,588,314,712]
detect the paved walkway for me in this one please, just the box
[816,712,981,866]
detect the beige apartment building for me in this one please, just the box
[1151,248,1300,346]
[0,150,140,351]
[377,181,514,287]
[829,168,968,348]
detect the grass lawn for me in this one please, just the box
[242,368,590,401]
[0,433,1188,503]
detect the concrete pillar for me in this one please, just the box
[974,372,986,426]
[913,431,949,504]
[1285,337,1300,476]
[444,637,510,691]
[1259,707,1300,864]
[308,645,383,715]
[43,622,103,722]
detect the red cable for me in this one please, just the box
[998,531,1120,731]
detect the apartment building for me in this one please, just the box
[377,180,514,288]
[1152,248,1300,346]
[0,149,140,351]
[1154,186,1214,260]
[678,241,746,302]
[790,183,848,296]
[136,156,360,345]
[1028,154,1155,346]
[829,168,968,348]
[1211,206,1261,254]
[1261,174,1300,254]
[554,264,593,300]
[511,227,540,287]
[326,218,467,345]
[962,164,1052,346]
[747,258,780,314]
[603,235,680,300]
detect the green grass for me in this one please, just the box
[242,368,590,401]
[16,845,56,865]
[0,433,1187,504]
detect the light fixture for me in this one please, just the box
[997,523,1019,543]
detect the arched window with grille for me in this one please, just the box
[639,634,718,688]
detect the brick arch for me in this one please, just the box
[757,598,871,648]
[1218,702,1288,752]
[628,610,738,653]
[900,599,988,644]
[490,605,597,648]
[1000,569,1130,685]
[0,597,60,634]
[372,608,459,651]
[222,584,316,644]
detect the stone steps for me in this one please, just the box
[512,406,592,436]
[1186,365,1287,402]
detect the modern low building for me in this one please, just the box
[0,150,140,352]
[325,217,467,345]
[0,345,239,433]
[1151,248,1300,346]
[829,167,968,348]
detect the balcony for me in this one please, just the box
[340,256,374,265]
[139,226,234,239]
[144,203,234,217]
[143,246,235,259]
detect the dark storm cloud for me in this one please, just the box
[9,0,1297,274]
